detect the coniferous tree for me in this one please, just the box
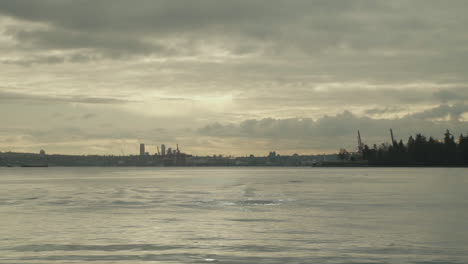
[360,130,468,166]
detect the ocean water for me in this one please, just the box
[0,167,467,264]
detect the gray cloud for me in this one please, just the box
[1,0,468,77]
[409,103,468,121]
[364,106,405,115]
[157,97,193,101]
[199,109,468,152]
[81,113,97,119]
[7,27,159,56]
[0,90,136,104]
[433,89,468,103]
[0,53,103,65]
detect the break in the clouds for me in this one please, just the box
[1,0,468,155]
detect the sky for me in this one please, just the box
[1,0,468,156]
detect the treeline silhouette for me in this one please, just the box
[362,130,468,166]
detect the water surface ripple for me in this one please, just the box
[1,167,467,264]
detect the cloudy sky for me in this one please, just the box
[1,0,468,156]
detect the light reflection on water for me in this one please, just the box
[0,167,467,264]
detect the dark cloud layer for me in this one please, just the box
[0,91,134,104]
[2,1,468,73]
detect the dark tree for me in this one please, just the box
[360,130,468,166]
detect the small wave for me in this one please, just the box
[178,199,284,209]
[219,201,236,206]
[23,196,40,200]
[0,199,21,205]
[237,199,282,205]
[226,218,284,222]
[111,200,145,206]
[7,243,186,252]
[46,200,73,205]
[288,180,303,183]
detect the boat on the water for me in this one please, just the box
[20,164,49,167]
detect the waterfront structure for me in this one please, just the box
[140,144,145,156]
[161,144,166,156]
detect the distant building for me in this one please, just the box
[140,144,145,156]
[161,144,166,156]
[39,149,46,156]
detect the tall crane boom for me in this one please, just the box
[390,128,396,146]
[357,130,363,153]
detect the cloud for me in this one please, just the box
[157,96,193,101]
[199,118,315,138]
[1,0,468,79]
[0,51,108,65]
[81,113,97,119]
[0,90,136,104]
[364,106,405,115]
[433,89,468,103]
[2,102,468,155]
[409,103,468,121]
[199,109,468,153]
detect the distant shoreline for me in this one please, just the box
[2,151,468,168]
[2,165,468,168]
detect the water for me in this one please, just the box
[0,167,467,264]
